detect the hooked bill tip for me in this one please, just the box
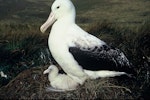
[40,25,45,33]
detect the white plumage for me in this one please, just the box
[40,0,133,85]
[43,65,79,91]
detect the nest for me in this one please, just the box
[0,65,135,99]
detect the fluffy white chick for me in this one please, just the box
[43,65,79,91]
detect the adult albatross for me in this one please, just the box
[40,0,134,84]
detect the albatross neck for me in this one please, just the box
[55,11,76,26]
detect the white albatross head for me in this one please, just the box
[40,0,76,33]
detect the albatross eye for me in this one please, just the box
[56,6,60,9]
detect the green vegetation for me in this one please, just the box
[0,24,54,86]
[0,0,150,99]
[0,0,149,27]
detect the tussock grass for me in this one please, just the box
[74,0,150,28]
[0,22,149,99]
[0,24,51,86]
[0,0,149,27]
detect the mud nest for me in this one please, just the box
[0,66,136,99]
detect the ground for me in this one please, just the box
[0,66,136,99]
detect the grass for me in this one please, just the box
[74,0,150,27]
[0,24,52,85]
[0,0,150,99]
[0,22,149,99]
[0,0,149,27]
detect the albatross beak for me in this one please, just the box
[43,69,50,74]
[40,12,56,33]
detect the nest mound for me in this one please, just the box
[0,66,135,99]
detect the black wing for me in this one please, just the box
[69,45,134,74]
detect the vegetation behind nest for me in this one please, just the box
[0,21,149,99]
